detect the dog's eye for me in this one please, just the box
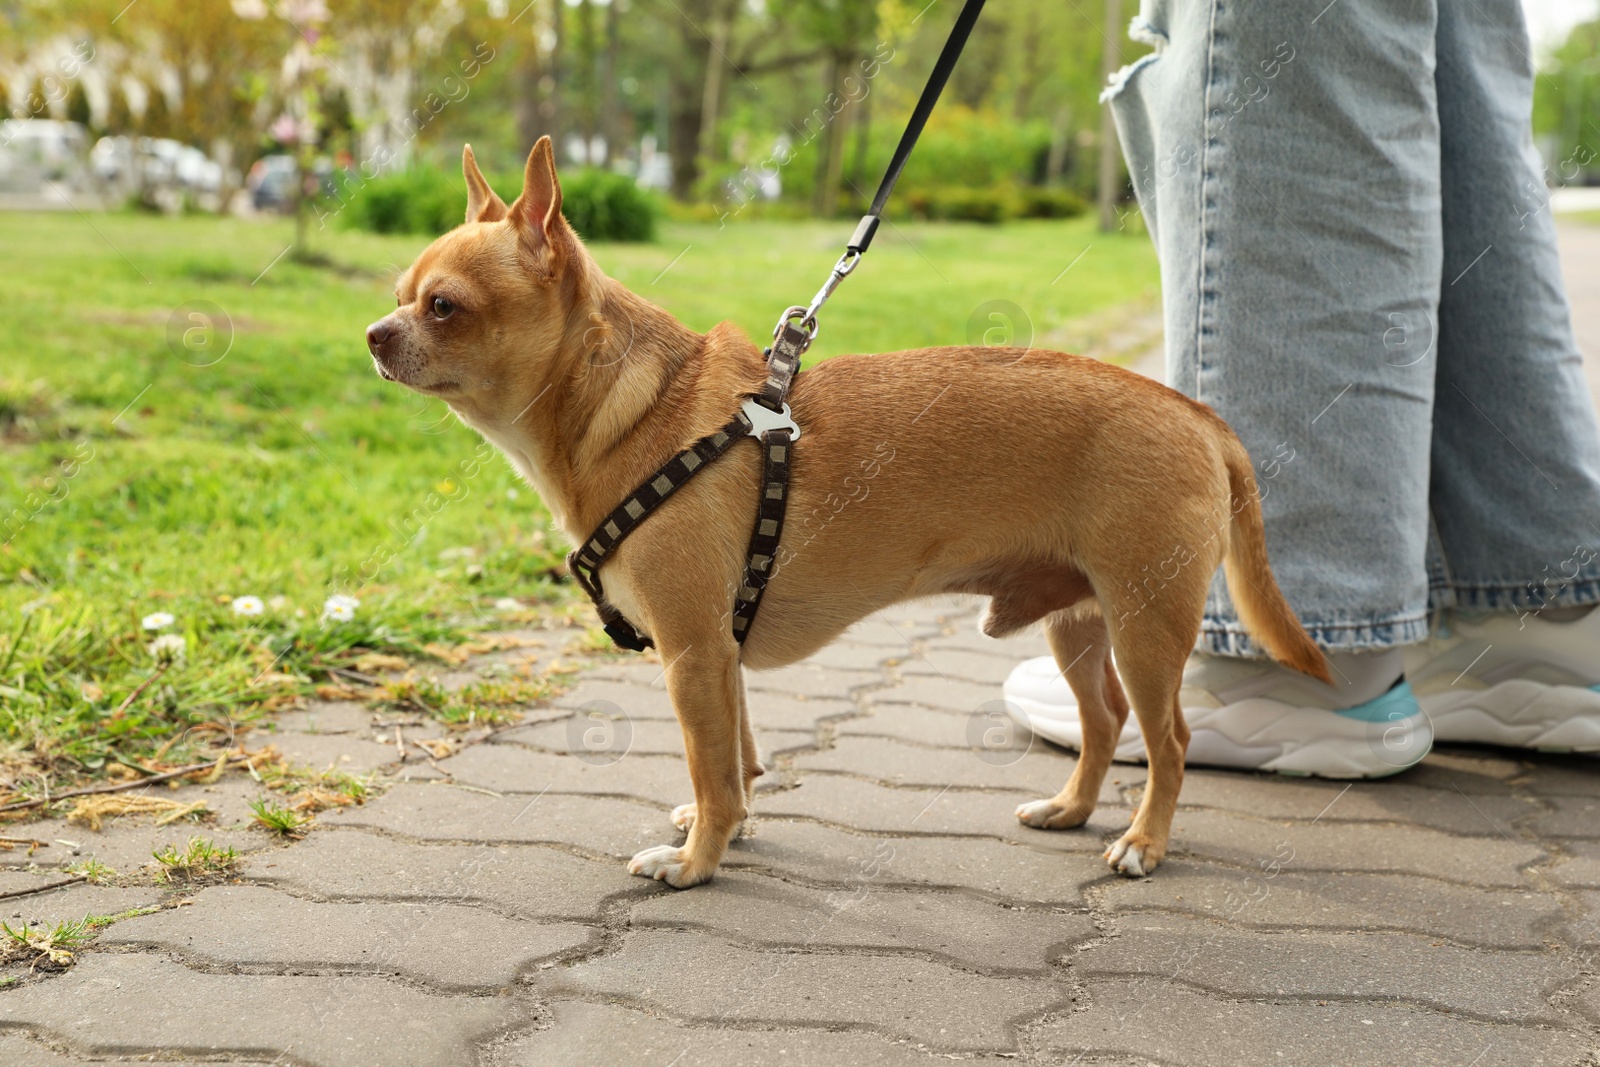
[432,296,455,319]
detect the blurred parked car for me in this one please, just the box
[247,154,298,210]
[247,153,336,212]
[0,119,89,190]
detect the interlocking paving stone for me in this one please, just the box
[758,773,1132,842]
[836,702,1010,747]
[746,663,882,699]
[444,742,787,799]
[793,734,1125,800]
[340,784,681,855]
[1404,748,1526,790]
[744,693,859,733]
[838,615,952,648]
[1511,755,1600,796]
[1,883,162,931]
[264,729,404,776]
[243,829,638,920]
[487,717,814,759]
[272,701,373,735]
[1170,770,1536,836]
[921,628,1049,661]
[0,1034,83,1066]
[1554,891,1600,947]
[0,952,518,1067]
[1032,978,1588,1067]
[1078,911,1572,1022]
[97,884,595,990]
[1164,809,1544,885]
[1533,795,1600,838]
[550,677,678,717]
[628,867,1094,971]
[872,674,1007,712]
[490,1001,1020,1066]
[1546,840,1600,888]
[1092,864,1561,948]
[726,821,1097,902]
[512,685,857,736]
[541,928,1067,1051]
[6,810,265,875]
[896,647,1037,684]
[799,641,902,672]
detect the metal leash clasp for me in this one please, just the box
[769,248,862,353]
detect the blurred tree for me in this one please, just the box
[65,78,90,127]
[104,81,134,135]
[1532,16,1599,183]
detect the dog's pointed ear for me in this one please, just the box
[462,145,507,223]
[508,136,564,259]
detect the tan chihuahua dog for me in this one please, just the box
[365,139,1331,887]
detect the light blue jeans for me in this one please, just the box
[1105,0,1600,655]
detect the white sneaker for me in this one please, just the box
[1405,606,1600,751]
[1002,649,1430,778]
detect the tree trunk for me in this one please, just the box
[1046,103,1072,183]
[668,5,711,200]
[812,51,849,217]
[579,0,598,159]
[697,2,735,169]
[515,32,544,151]
[847,85,872,195]
[599,0,620,165]
[1096,0,1124,232]
[547,0,566,160]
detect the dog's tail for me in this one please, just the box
[1218,435,1333,684]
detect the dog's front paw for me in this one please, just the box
[1016,797,1092,830]
[627,844,711,888]
[1104,833,1163,878]
[671,803,697,832]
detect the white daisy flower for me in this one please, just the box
[322,594,359,622]
[147,633,187,662]
[141,612,176,631]
[268,595,289,611]
[232,595,265,617]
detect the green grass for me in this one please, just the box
[152,836,239,882]
[248,797,311,838]
[0,209,1158,788]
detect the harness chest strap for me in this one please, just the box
[566,410,753,652]
[567,319,808,651]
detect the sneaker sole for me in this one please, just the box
[1421,680,1600,752]
[1003,692,1431,779]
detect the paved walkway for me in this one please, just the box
[1,223,1597,1066]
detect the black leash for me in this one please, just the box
[572,0,988,651]
[850,0,990,258]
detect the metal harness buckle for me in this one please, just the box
[741,398,801,442]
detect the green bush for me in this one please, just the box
[900,183,1089,224]
[1018,185,1089,219]
[904,185,1017,224]
[336,165,460,236]
[556,168,659,242]
[336,162,659,242]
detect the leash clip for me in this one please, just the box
[741,398,801,442]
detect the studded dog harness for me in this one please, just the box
[565,0,988,651]
[565,313,811,651]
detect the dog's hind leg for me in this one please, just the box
[1016,604,1124,830]
[1100,579,1203,877]
[629,641,746,888]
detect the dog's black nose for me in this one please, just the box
[366,320,393,356]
